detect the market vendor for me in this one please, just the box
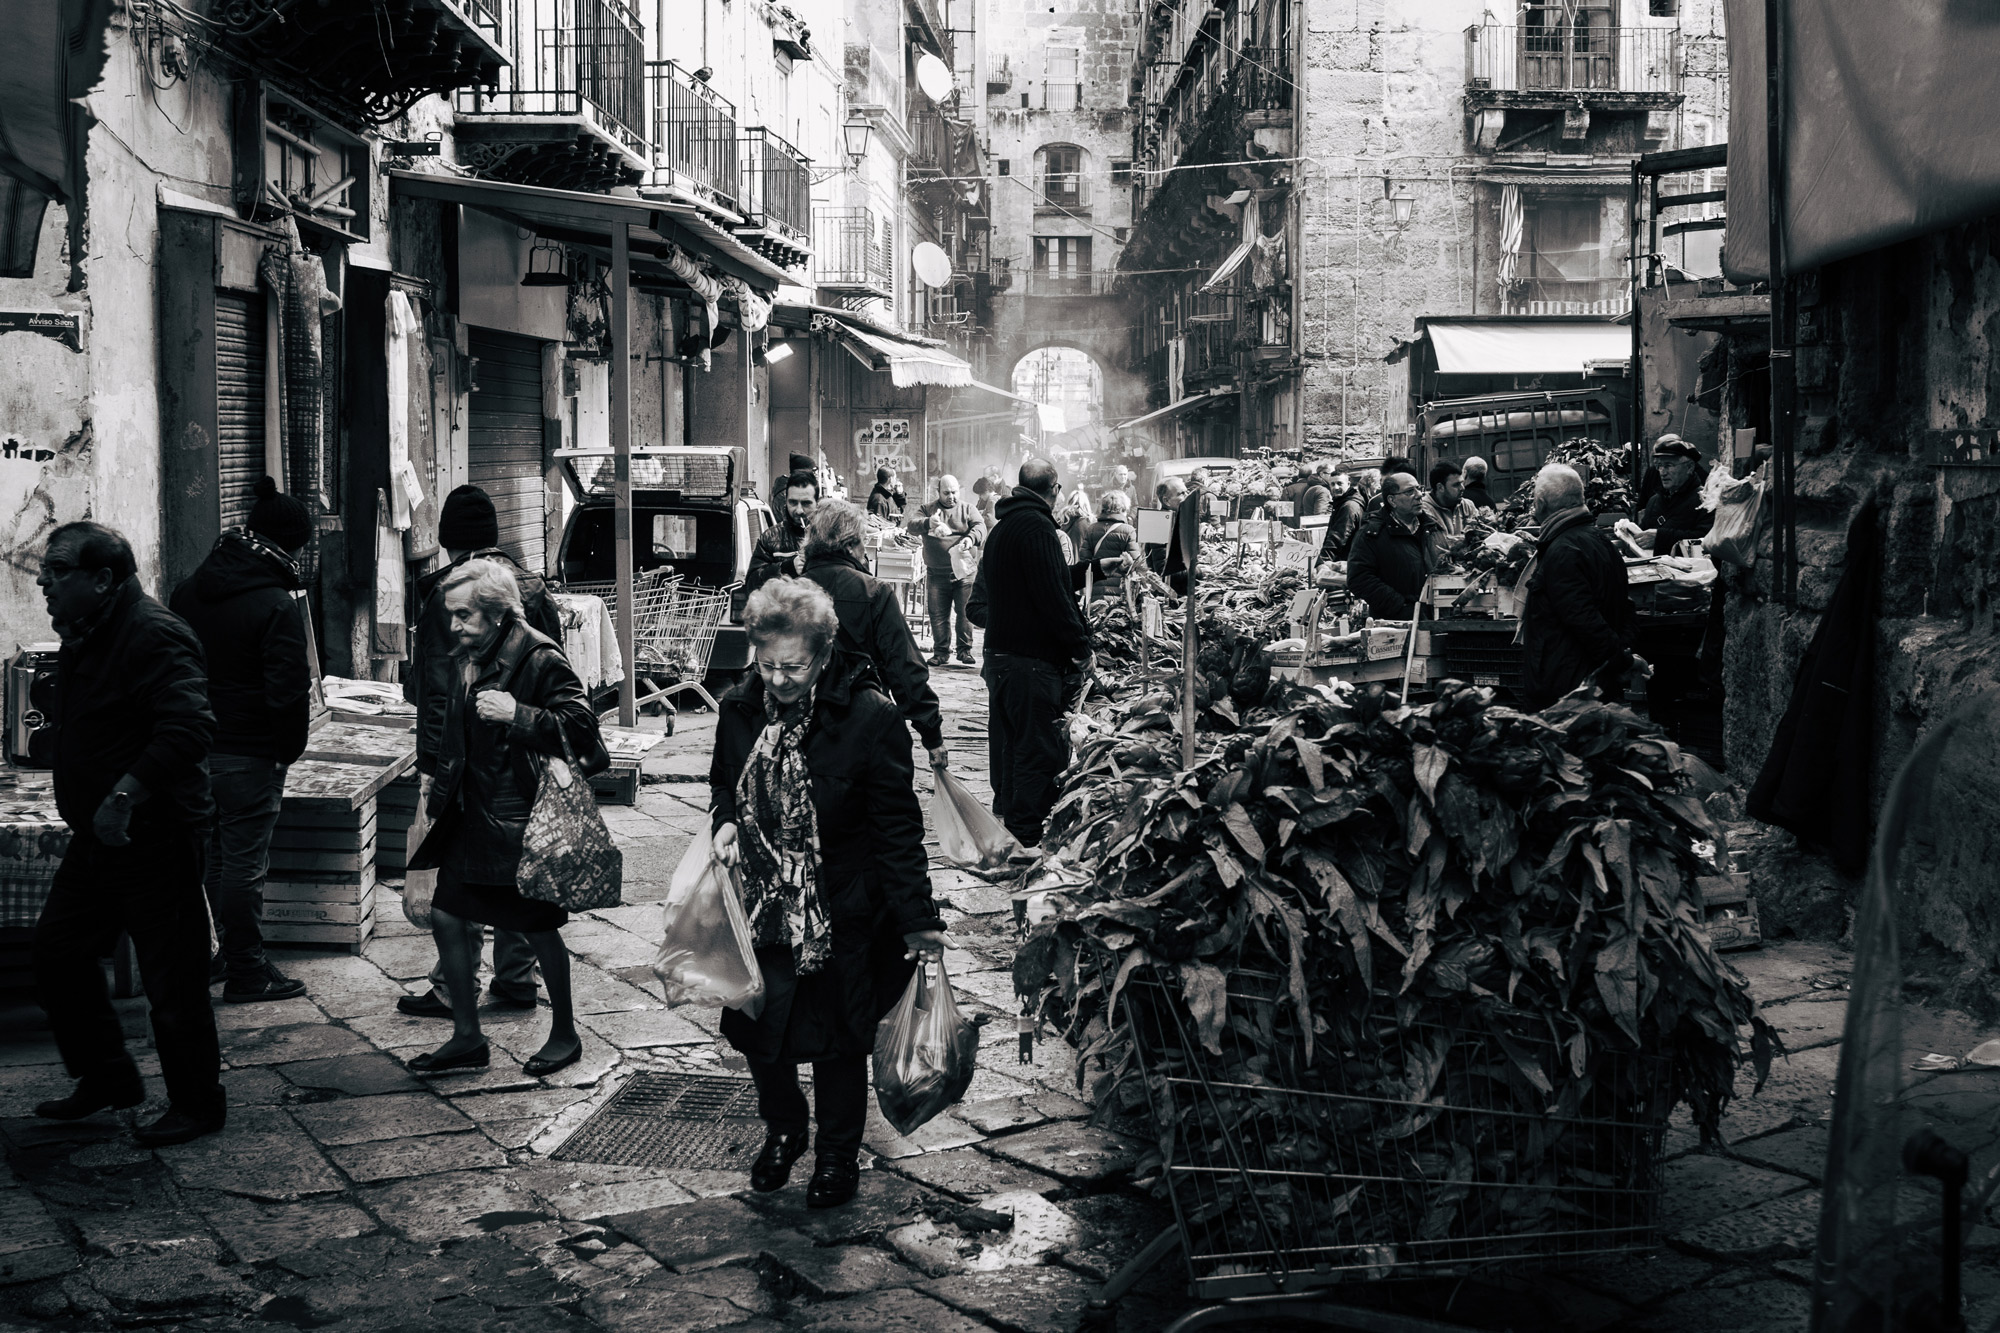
[1421,459,1479,565]
[1519,463,1637,710]
[866,467,901,522]
[1146,475,1189,576]
[1636,436,1710,556]
[1461,456,1495,512]
[1345,472,1438,620]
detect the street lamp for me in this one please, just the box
[842,117,873,163]
[1384,175,1415,229]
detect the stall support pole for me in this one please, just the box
[611,220,636,728]
[1179,496,1199,770]
[1765,0,1798,607]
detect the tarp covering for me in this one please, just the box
[1724,0,2000,281]
[0,0,114,288]
[833,323,974,388]
[1199,238,1255,293]
[1115,387,1237,430]
[1424,321,1632,376]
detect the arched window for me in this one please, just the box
[1033,144,1090,210]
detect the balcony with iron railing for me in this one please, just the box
[737,128,811,249]
[650,61,740,211]
[1024,268,1113,297]
[813,208,892,297]
[1036,172,1091,214]
[1465,23,1680,105]
[908,107,951,178]
[453,0,648,186]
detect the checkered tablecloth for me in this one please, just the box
[0,794,67,929]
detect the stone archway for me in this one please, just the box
[1011,346,1103,433]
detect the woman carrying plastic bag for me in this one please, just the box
[873,956,981,1135]
[653,827,764,1017]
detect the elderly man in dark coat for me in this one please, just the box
[1519,463,1636,710]
[1346,471,1438,621]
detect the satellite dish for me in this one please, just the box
[911,241,952,287]
[916,52,955,102]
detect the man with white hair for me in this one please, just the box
[1461,456,1495,512]
[1518,463,1635,711]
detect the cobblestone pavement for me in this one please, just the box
[1,655,1996,1333]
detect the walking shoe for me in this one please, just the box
[929,656,949,668]
[396,990,453,1018]
[34,1064,144,1121]
[805,1151,860,1208]
[486,990,539,1011]
[222,966,306,1004]
[749,1130,809,1193]
[133,1107,225,1147]
[956,654,978,668]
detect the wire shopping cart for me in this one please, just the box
[562,571,732,732]
[1090,966,1671,1332]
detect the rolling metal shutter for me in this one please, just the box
[468,328,547,574]
[215,292,266,531]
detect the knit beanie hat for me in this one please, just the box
[439,484,500,551]
[248,477,313,553]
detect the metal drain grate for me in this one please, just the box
[551,1072,772,1170]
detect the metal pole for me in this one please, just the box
[1630,160,1642,462]
[612,219,636,727]
[1179,495,1198,769]
[1764,0,1797,607]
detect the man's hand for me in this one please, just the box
[475,690,518,724]
[93,791,134,848]
[927,746,949,770]
[903,928,950,961]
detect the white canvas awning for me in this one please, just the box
[1423,320,1632,376]
[831,323,974,387]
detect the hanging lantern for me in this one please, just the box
[521,237,572,287]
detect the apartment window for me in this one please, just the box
[1110,159,1133,187]
[997,158,1010,176]
[1517,197,1618,311]
[1033,236,1093,295]
[1044,43,1081,110]
[1649,0,1678,13]
[1035,144,1088,209]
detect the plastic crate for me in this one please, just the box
[1432,621,1526,699]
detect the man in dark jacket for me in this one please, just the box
[1461,456,1495,512]
[801,502,948,767]
[397,484,561,1020]
[866,467,899,521]
[1346,471,1438,620]
[1364,456,1417,520]
[748,471,819,592]
[170,478,314,1003]
[31,522,224,1147]
[965,459,1091,848]
[1638,435,1710,555]
[1329,479,1367,558]
[1519,463,1636,711]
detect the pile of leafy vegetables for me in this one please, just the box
[1019,678,1774,1271]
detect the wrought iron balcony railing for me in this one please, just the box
[1465,23,1679,96]
[1038,172,1090,211]
[739,128,811,245]
[813,208,892,293]
[651,61,740,209]
[1235,45,1292,111]
[454,0,647,156]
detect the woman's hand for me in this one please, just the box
[475,690,518,724]
[713,822,741,867]
[903,929,950,961]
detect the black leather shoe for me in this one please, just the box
[35,1067,144,1121]
[222,966,306,1004]
[133,1107,224,1148]
[805,1151,859,1208]
[396,990,453,1018]
[749,1131,809,1193]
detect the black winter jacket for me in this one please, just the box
[802,549,944,751]
[412,616,605,884]
[747,515,808,593]
[968,490,1090,668]
[409,549,561,775]
[709,652,943,1061]
[1346,512,1438,621]
[1519,508,1635,711]
[866,484,900,521]
[1641,475,1710,555]
[53,578,215,835]
[169,533,312,763]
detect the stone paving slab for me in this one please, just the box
[738,1170,945,1246]
[186,1188,376,1263]
[883,1146,1063,1200]
[980,1120,1140,1185]
[1659,1154,1808,1231]
[291,1090,474,1145]
[1756,996,1849,1050]
[1564,1247,1722,1308]
[919,1264,1099,1333]
[222,1065,292,1106]
[0,1187,76,1286]
[220,1021,375,1067]
[582,1263,777,1333]
[211,994,328,1029]
[789,1287,989,1333]
[153,1106,346,1201]
[1632,1275,1813,1332]
[755,1233,924,1299]
[277,1051,428,1097]
[356,1168,549,1241]
[454,1085,595,1124]
[579,1006,713,1049]
[1675,1186,1823,1260]
[1731,1124,1829,1183]
[329,1128,509,1181]
[608,1196,790,1271]
[957,1090,1091,1135]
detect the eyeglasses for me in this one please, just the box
[38,563,83,580]
[756,656,819,680]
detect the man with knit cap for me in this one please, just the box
[171,477,315,1003]
[397,484,563,1019]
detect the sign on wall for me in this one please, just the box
[0,312,80,353]
[854,418,915,474]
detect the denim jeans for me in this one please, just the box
[925,569,973,658]
[206,754,288,981]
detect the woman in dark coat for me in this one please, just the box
[710,576,947,1209]
[408,559,604,1079]
[1080,490,1139,601]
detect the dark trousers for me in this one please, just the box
[925,570,972,658]
[748,1054,869,1155]
[986,661,1010,820]
[35,829,223,1119]
[989,654,1068,847]
[206,753,288,981]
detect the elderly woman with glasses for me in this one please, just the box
[406,559,604,1079]
[709,577,947,1209]
[1079,490,1139,601]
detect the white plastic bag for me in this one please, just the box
[931,769,1023,870]
[401,775,436,930]
[1702,472,1765,569]
[653,829,765,1018]
[873,958,980,1135]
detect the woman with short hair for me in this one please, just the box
[406,559,603,1078]
[1080,490,1139,601]
[709,576,946,1209]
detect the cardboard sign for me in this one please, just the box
[1224,520,1241,540]
[1274,539,1314,573]
[1207,496,1229,517]
[1135,508,1173,545]
[1301,524,1329,552]
[1142,596,1164,638]
[1238,519,1273,544]
[1271,500,1295,517]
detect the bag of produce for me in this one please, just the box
[1703,471,1765,569]
[932,769,1023,869]
[653,831,765,1018]
[873,958,980,1135]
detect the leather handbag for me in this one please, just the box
[517,722,623,912]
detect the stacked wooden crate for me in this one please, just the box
[263,723,416,954]
[375,774,421,872]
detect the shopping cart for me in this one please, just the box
[1090,966,1670,1332]
[563,571,732,732]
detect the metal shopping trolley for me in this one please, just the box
[1090,966,1671,1332]
[564,571,732,733]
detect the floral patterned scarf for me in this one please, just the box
[733,684,830,974]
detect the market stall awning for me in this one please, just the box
[1115,388,1237,431]
[387,170,790,291]
[829,322,974,388]
[1198,238,1255,293]
[968,379,1032,403]
[1421,320,1632,376]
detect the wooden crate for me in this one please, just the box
[264,795,378,953]
[590,756,642,806]
[376,774,421,871]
